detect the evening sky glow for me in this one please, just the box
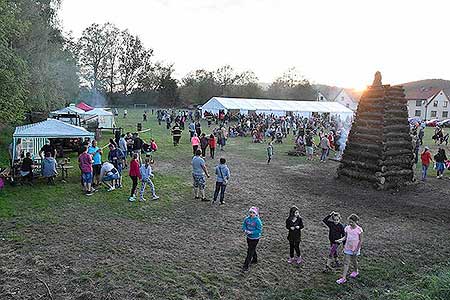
[60,0,450,89]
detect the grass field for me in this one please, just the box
[1,110,450,300]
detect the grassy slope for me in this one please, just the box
[0,111,449,299]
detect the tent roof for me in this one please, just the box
[201,97,353,113]
[13,119,94,138]
[83,108,113,116]
[50,106,85,115]
[76,102,94,111]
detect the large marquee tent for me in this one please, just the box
[201,97,354,118]
[12,119,94,160]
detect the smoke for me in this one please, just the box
[90,88,107,107]
[336,116,353,159]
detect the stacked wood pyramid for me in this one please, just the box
[337,72,415,190]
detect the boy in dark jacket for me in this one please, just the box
[286,206,304,264]
[323,211,345,269]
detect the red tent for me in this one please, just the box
[75,102,94,111]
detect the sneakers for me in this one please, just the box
[242,266,249,272]
[350,271,359,278]
[152,195,160,200]
[140,198,147,202]
[336,277,347,284]
[296,256,303,264]
[107,187,115,192]
[220,201,225,205]
[287,257,295,264]
[128,196,136,202]
[86,191,93,196]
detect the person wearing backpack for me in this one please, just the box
[108,143,124,188]
[434,147,447,179]
[212,158,230,205]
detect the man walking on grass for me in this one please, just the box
[192,149,210,201]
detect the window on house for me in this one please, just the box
[346,104,350,108]
[443,111,449,118]
[320,96,324,101]
[416,100,422,106]
[341,96,344,101]
[431,111,437,118]
[433,101,438,107]
[415,110,421,117]
[444,101,448,108]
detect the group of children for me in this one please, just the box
[128,154,160,202]
[242,206,363,285]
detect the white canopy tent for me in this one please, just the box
[12,119,94,160]
[49,106,86,125]
[201,97,354,119]
[83,108,115,129]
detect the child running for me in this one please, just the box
[336,214,363,284]
[267,141,273,164]
[139,158,160,201]
[242,206,263,272]
[323,211,345,270]
[286,206,304,264]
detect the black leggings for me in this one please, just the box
[130,176,138,196]
[244,238,259,268]
[289,240,300,258]
[201,147,207,157]
[210,147,215,159]
[193,145,198,155]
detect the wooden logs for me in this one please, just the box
[337,77,414,190]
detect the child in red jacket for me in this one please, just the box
[208,134,216,159]
[128,153,141,201]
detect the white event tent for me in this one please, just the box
[49,106,86,125]
[83,108,115,129]
[12,119,94,160]
[201,97,354,118]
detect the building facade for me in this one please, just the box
[406,89,450,120]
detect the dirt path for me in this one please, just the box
[1,146,450,299]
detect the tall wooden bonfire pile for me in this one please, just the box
[337,72,415,190]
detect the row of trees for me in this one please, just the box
[0,0,78,124]
[0,1,317,125]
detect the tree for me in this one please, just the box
[77,23,118,92]
[179,69,219,103]
[138,62,179,106]
[117,30,153,95]
[267,67,316,100]
[0,0,27,124]
[214,65,240,96]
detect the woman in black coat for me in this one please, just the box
[286,206,304,264]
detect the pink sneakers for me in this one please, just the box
[296,256,303,264]
[287,257,294,264]
[350,271,359,278]
[336,277,347,284]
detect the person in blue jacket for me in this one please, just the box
[242,206,263,272]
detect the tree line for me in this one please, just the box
[0,0,316,125]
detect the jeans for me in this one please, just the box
[140,178,156,199]
[289,240,300,258]
[213,182,227,203]
[422,164,429,180]
[320,148,328,161]
[243,238,259,268]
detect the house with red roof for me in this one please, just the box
[405,87,450,120]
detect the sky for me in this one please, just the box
[60,0,450,90]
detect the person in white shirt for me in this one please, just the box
[99,162,120,191]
